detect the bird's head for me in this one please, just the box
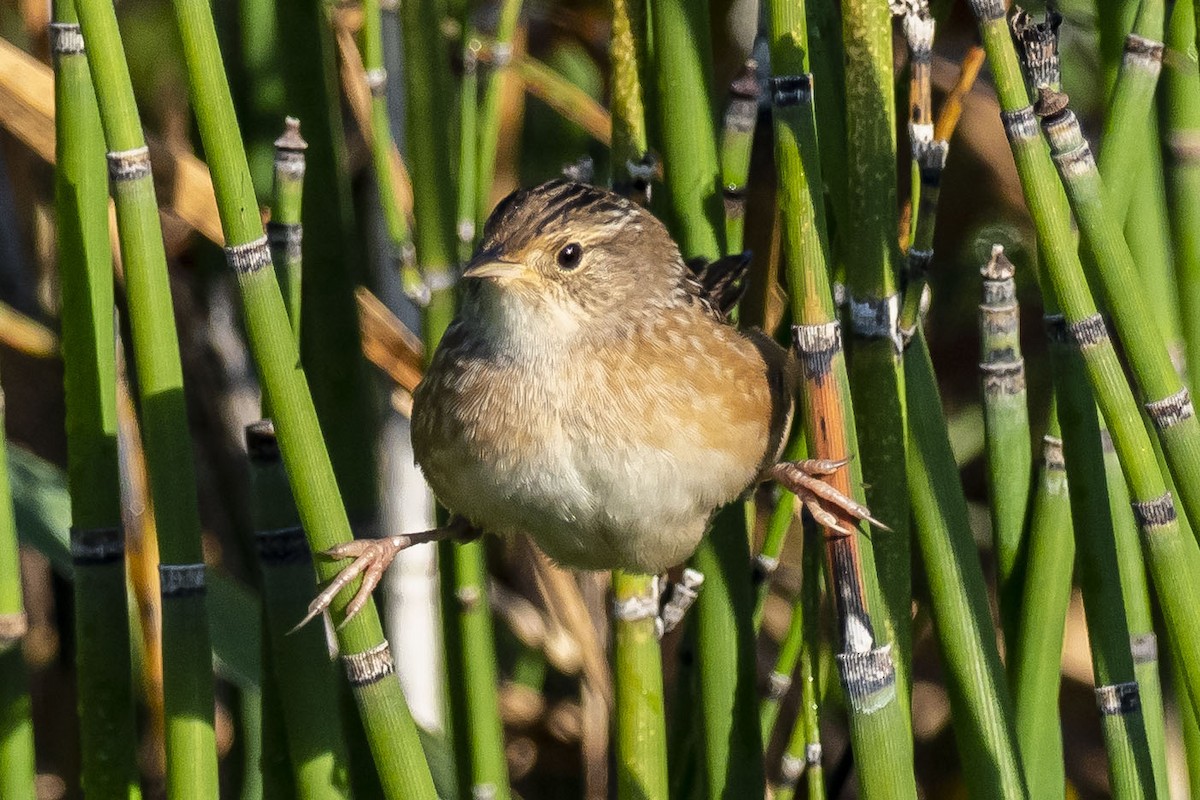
[461,180,685,337]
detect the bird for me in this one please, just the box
[300,179,882,627]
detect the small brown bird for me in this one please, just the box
[303,180,881,625]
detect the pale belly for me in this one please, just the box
[412,364,766,573]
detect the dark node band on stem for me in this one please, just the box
[915,139,948,186]
[342,641,396,687]
[769,74,813,108]
[848,293,903,353]
[1131,632,1159,665]
[1043,435,1066,472]
[159,563,207,599]
[723,186,746,219]
[70,526,125,566]
[792,321,842,382]
[903,12,935,60]
[1095,682,1142,716]
[967,0,1007,24]
[907,248,933,282]
[255,526,311,566]
[1123,33,1165,73]
[106,146,152,183]
[837,645,897,714]
[49,22,84,56]
[1043,313,1069,344]
[1066,313,1110,350]
[980,360,1026,395]
[267,222,303,264]
[1145,387,1195,430]
[225,237,273,275]
[1132,492,1178,530]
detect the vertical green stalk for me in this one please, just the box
[612,573,668,799]
[360,0,420,297]
[267,118,305,346]
[51,9,140,798]
[906,331,1028,798]
[651,0,724,259]
[164,0,437,793]
[73,0,219,793]
[760,577,805,742]
[1040,91,1200,548]
[651,0,762,793]
[608,13,667,799]
[839,0,911,683]
[401,0,509,794]
[475,0,523,224]
[278,0,380,526]
[249,420,353,797]
[1099,418,1171,797]
[1010,407,1073,800]
[457,36,480,265]
[1043,315,1156,800]
[766,0,916,795]
[751,476,799,629]
[719,61,758,254]
[978,246,1031,652]
[969,0,1200,728]
[0,378,34,800]
[770,536,824,800]
[1164,0,1200,391]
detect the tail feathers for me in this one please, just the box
[685,251,752,319]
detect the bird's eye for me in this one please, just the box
[557,242,584,270]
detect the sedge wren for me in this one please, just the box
[301,180,882,625]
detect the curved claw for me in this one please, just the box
[292,523,474,633]
[770,459,890,534]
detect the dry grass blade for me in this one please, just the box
[0,302,57,358]
[355,287,424,392]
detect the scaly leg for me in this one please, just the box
[294,515,478,631]
[769,458,890,535]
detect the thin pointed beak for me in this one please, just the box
[462,258,526,282]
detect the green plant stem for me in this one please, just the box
[650,0,761,793]
[766,1,915,794]
[612,572,668,800]
[1041,97,1200,548]
[977,245,1031,654]
[719,61,758,254]
[73,0,219,792]
[267,118,305,346]
[752,440,805,629]
[650,0,724,259]
[1164,0,1200,391]
[1096,0,1166,226]
[1044,314,1156,800]
[771,536,825,800]
[760,571,804,742]
[0,379,34,800]
[906,331,1027,798]
[50,9,140,798]
[475,0,523,225]
[839,0,911,685]
[165,0,438,793]
[247,423,353,797]
[1010,405,1072,800]
[457,36,480,264]
[608,17,667,799]
[610,0,650,196]
[279,0,380,526]
[361,0,418,290]
[970,0,1200,728]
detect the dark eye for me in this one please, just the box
[557,242,584,270]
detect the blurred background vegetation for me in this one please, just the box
[0,0,1193,796]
